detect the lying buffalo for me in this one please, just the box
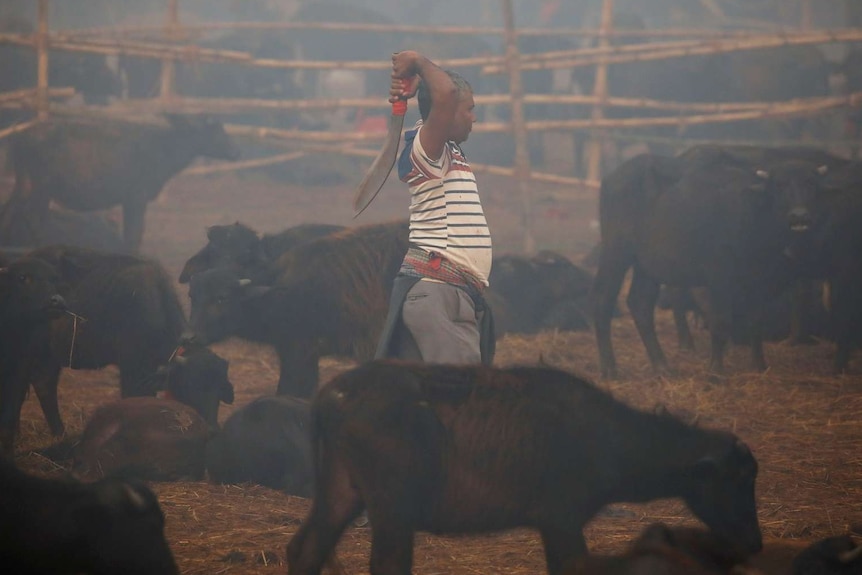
[4,114,239,252]
[206,395,312,496]
[186,220,409,398]
[73,397,212,482]
[286,360,762,575]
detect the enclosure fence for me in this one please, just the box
[1,0,860,251]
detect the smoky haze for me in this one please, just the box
[0,0,859,180]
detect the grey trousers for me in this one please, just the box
[397,279,482,364]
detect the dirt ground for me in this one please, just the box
[6,158,862,575]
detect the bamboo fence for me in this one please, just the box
[1,0,860,251]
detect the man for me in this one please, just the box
[375,50,494,365]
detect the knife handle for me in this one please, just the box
[391,77,413,116]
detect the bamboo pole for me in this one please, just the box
[182,151,307,176]
[103,92,769,116]
[585,0,614,185]
[160,0,179,101]
[60,20,771,41]
[0,120,38,142]
[0,87,76,108]
[501,0,534,253]
[36,0,49,121]
[487,28,862,73]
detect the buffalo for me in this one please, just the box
[490,250,596,336]
[185,220,409,398]
[0,256,67,451]
[592,151,831,377]
[0,456,179,575]
[286,360,762,575]
[72,397,212,482]
[205,395,312,496]
[0,245,232,450]
[178,221,344,284]
[4,114,239,252]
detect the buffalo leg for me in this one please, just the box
[286,445,363,575]
[829,274,854,374]
[668,287,695,351]
[276,343,319,398]
[539,524,587,575]
[591,244,631,378]
[627,265,669,373]
[30,362,64,437]
[705,286,734,375]
[121,199,147,253]
[0,364,32,452]
[788,279,819,345]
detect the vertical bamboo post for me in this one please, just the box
[36,0,49,120]
[501,0,535,254]
[585,0,614,184]
[800,0,812,30]
[160,0,179,100]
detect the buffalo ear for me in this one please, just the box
[690,456,719,479]
[178,249,213,284]
[220,379,235,405]
[817,165,828,176]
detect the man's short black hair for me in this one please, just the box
[417,71,472,121]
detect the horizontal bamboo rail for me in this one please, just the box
[0,87,76,108]
[220,125,598,190]
[62,20,784,40]
[182,150,307,176]
[485,28,862,73]
[475,91,862,133]
[105,92,771,116]
[0,120,38,142]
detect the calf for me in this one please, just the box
[72,397,212,482]
[0,456,179,574]
[153,342,235,429]
[206,395,312,496]
[4,114,239,252]
[179,221,344,284]
[286,361,762,575]
[186,220,409,398]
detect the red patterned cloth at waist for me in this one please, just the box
[400,245,485,295]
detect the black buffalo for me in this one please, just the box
[490,250,596,335]
[286,360,762,575]
[72,397,212,482]
[0,256,66,451]
[205,395,312,497]
[789,161,862,372]
[4,114,239,252]
[0,245,231,450]
[592,151,830,378]
[0,456,179,575]
[186,220,409,398]
[178,222,344,284]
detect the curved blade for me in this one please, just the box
[352,101,407,218]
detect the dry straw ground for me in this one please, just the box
[5,167,862,574]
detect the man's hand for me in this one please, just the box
[389,51,421,103]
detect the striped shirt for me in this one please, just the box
[397,121,493,286]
